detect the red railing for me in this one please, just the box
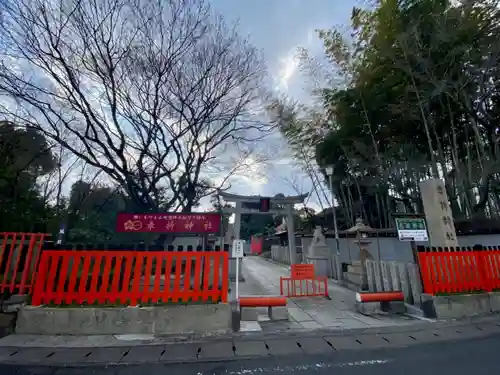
[31,250,229,306]
[417,246,500,295]
[0,232,47,294]
[280,277,328,297]
[280,263,329,298]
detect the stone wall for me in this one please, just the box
[271,245,291,264]
[300,233,500,265]
[364,259,423,306]
[16,304,232,335]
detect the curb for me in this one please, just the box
[2,321,500,367]
[0,314,498,347]
[1,312,497,349]
[0,353,269,368]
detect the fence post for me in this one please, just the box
[31,252,50,306]
[415,247,432,294]
[474,244,492,292]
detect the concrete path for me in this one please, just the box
[242,256,423,330]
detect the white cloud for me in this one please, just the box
[273,27,321,94]
[234,156,267,185]
[276,53,299,90]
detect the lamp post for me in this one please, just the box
[325,166,342,281]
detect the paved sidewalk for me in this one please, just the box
[229,257,290,332]
[0,316,498,366]
[243,257,422,330]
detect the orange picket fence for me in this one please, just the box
[280,263,328,298]
[0,232,48,294]
[417,246,500,295]
[31,250,229,306]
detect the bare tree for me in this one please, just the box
[267,100,332,209]
[39,145,86,208]
[0,0,270,212]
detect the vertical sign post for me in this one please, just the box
[232,239,244,299]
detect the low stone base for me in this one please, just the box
[2,294,28,313]
[380,300,406,314]
[355,301,405,315]
[16,304,231,336]
[421,293,492,319]
[489,292,500,312]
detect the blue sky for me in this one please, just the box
[208,0,359,212]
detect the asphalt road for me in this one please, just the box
[2,332,500,375]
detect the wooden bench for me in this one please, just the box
[355,291,405,314]
[239,296,287,320]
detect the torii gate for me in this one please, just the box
[217,191,308,264]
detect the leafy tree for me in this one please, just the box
[210,194,231,240]
[274,0,500,228]
[64,181,127,243]
[0,121,57,232]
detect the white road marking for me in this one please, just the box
[196,358,392,375]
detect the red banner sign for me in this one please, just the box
[116,213,221,233]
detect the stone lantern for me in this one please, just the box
[346,218,375,290]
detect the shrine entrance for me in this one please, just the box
[216,191,308,264]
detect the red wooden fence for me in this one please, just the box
[417,246,500,295]
[31,250,229,306]
[0,232,47,294]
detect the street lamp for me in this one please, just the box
[325,166,342,281]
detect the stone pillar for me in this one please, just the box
[229,201,243,282]
[390,261,402,291]
[373,262,383,292]
[365,260,376,292]
[232,201,242,240]
[399,263,413,304]
[419,179,458,247]
[408,263,423,306]
[286,203,297,265]
[380,261,393,291]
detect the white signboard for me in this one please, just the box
[397,229,429,242]
[232,239,244,258]
[395,218,429,242]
